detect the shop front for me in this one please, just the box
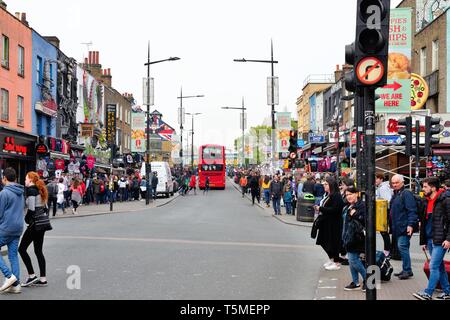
[0,128,37,185]
[36,137,71,179]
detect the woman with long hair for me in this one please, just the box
[313,176,345,271]
[70,179,83,214]
[342,186,367,292]
[19,172,49,287]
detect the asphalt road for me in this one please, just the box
[2,183,325,300]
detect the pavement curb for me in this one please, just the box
[228,177,313,228]
[50,193,181,220]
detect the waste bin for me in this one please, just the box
[376,199,388,232]
[297,193,316,222]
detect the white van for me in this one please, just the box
[150,162,174,198]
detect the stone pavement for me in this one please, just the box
[228,178,441,300]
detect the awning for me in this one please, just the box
[95,163,111,169]
[323,144,337,153]
[50,152,70,160]
[433,149,450,156]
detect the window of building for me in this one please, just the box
[432,40,439,72]
[1,35,9,69]
[420,47,427,76]
[18,45,25,77]
[17,96,24,126]
[37,56,43,84]
[1,89,9,122]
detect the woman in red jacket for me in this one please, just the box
[189,174,197,195]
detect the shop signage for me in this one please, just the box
[36,143,49,155]
[80,123,95,137]
[3,137,27,156]
[297,139,305,148]
[328,132,346,143]
[86,155,96,169]
[376,135,404,146]
[411,73,429,110]
[309,134,325,144]
[375,8,412,113]
[106,104,117,145]
[35,100,58,117]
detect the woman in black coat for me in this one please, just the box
[314,177,345,271]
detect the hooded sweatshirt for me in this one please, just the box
[0,183,25,237]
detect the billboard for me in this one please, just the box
[376,8,412,114]
[131,113,146,153]
[106,104,117,145]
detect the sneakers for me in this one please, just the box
[434,293,450,300]
[21,276,39,287]
[325,263,341,271]
[398,272,414,280]
[323,260,334,268]
[344,282,360,291]
[361,282,367,292]
[0,275,17,292]
[3,284,21,294]
[34,280,48,287]
[413,291,432,300]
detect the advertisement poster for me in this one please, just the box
[106,104,117,144]
[376,8,412,113]
[276,112,291,130]
[277,130,290,153]
[131,113,146,153]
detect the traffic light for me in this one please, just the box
[288,130,298,169]
[398,117,412,157]
[425,116,442,156]
[345,0,390,89]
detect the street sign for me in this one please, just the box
[309,134,325,144]
[356,57,385,86]
[376,135,403,146]
[297,139,305,148]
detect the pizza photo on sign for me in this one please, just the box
[388,52,411,80]
[411,73,429,110]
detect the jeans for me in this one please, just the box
[152,188,157,199]
[425,239,450,295]
[285,201,292,215]
[397,235,412,273]
[0,236,20,282]
[263,189,270,205]
[272,197,281,215]
[348,252,366,285]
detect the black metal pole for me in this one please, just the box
[271,40,276,167]
[146,44,152,205]
[357,88,366,191]
[415,120,421,194]
[180,88,184,169]
[110,145,114,212]
[364,87,376,301]
[355,90,362,188]
[191,115,194,171]
[336,123,341,179]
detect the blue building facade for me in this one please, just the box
[31,30,58,137]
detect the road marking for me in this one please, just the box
[319,296,336,300]
[318,286,337,289]
[46,235,316,250]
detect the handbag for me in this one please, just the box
[311,214,324,239]
[32,206,53,232]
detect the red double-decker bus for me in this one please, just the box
[198,144,226,190]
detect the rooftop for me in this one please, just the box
[303,74,335,88]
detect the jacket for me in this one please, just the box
[302,181,315,194]
[316,192,345,254]
[0,183,25,237]
[25,186,46,227]
[270,181,283,199]
[376,181,392,202]
[390,187,419,237]
[151,176,159,188]
[343,200,366,253]
[249,176,260,192]
[313,183,325,198]
[420,191,450,246]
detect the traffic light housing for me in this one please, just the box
[288,130,298,169]
[345,0,390,89]
[425,116,442,156]
[398,117,412,157]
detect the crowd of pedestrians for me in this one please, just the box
[233,167,450,300]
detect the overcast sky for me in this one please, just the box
[9,0,402,150]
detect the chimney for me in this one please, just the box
[21,12,29,26]
[88,51,92,65]
[334,64,343,82]
[0,1,7,10]
[96,51,100,65]
[15,12,20,19]
[93,51,97,65]
[43,36,60,49]
[84,57,88,65]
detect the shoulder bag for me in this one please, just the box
[32,206,53,232]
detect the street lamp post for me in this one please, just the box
[234,40,279,169]
[177,90,205,169]
[222,97,247,168]
[185,112,202,171]
[144,42,180,205]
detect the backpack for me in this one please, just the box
[376,251,394,282]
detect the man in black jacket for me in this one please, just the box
[151,173,159,200]
[270,175,283,215]
[413,177,450,300]
[249,172,260,205]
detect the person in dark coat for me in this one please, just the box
[314,177,345,271]
[151,173,159,200]
[270,175,283,215]
[249,172,260,205]
[302,177,315,195]
[342,186,367,291]
[414,177,450,300]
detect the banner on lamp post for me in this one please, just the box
[131,113,146,153]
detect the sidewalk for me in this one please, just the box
[50,193,180,219]
[228,178,313,228]
[229,178,433,300]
